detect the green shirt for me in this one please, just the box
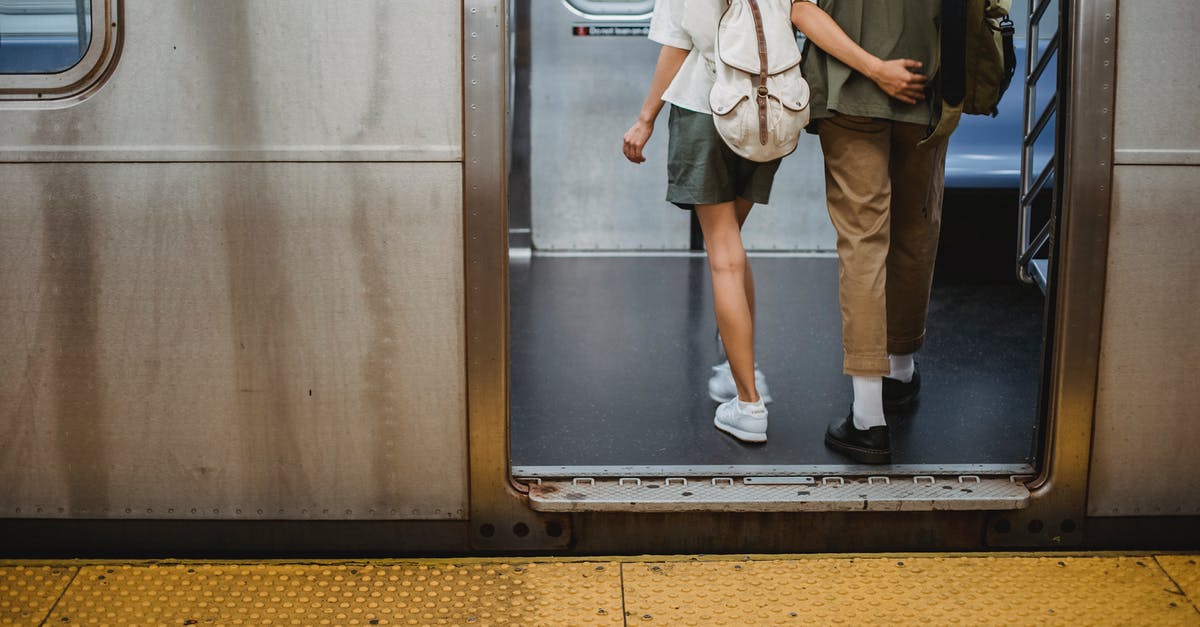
[801,0,941,125]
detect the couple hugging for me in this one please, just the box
[622,0,952,464]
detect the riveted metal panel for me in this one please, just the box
[0,0,461,161]
[0,162,467,520]
[988,0,1117,548]
[1112,2,1200,165]
[527,4,833,251]
[1087,165,1200,516]
[463,0,572,549]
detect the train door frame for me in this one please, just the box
[463,0,1116,551]
[987,0,1117,547]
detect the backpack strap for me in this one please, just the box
[747,0,770,146]
[919,0,967,148]
[940,0,967,107]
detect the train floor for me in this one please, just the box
[510,255,1043,475]
[4,553,1198,624]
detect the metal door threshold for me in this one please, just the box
[513,463,1036,478]
[522,475,1032,512]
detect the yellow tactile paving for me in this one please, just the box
[0,565,76,625]
[1158,556,1200,612]
[45,562,623,626]
[622,557,1199,625]
[5,555,1200,625]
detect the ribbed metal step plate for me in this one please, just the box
[523,475,1031,512]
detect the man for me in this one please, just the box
[792,1,947,464]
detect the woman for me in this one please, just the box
[622,0,926,443]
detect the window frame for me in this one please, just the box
[0,0,121,105]
[560,0,655,21]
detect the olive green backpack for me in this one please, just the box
[921,0,1017,146]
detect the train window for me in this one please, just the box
[562,0,655,20]
[0,0,119,103]
[0,0,91,73]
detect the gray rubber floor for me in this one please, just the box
[509,255,1044,472]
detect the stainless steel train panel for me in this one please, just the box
[0,0,469,522]
[0,162,467,520]
[1085,1,1200,517]
[0,0,462,162]
[1111,1,1200,166]
[527,4,834,251]
[1086,164,1200,517]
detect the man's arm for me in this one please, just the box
[791,2,927,104]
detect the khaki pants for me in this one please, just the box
[818,114,949,376]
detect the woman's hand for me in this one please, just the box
[623,119,654,164]
[865,58,928,105]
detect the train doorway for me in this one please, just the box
[507,0,1058,510]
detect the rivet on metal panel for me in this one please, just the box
[664,477,687,486]
[913,476,936,485]
[619,478,642,487]
[822,477,845,487]
[867,476,890,485]
[711,478,734,487]
[572,477,596,486]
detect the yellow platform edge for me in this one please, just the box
[3,553,1198,626]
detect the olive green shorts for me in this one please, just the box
[666,105,782,211]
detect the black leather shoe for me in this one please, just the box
[824,411,891,464]
[883,365,920,414]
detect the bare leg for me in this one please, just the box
[697,201,759,402]
[734,198,756,334]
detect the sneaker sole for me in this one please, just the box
[714,416,767,443]
[823,433,891,464]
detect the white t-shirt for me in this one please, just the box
[648,0,722,114]
[649,0,810,114]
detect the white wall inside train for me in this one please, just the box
[0,0,468,520]
[528,3,835,251]
[1087,0,1200,516]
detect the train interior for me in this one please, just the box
[507,0,1060,506]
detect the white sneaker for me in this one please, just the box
[714,397,768,443]
[708,361,773,404]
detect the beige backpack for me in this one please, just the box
[709,0,811,162]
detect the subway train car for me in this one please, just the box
[0,0,1196,557]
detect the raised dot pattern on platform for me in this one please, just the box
[1157,555,1200,612]
[620,557,1199,625]
[0,565,76,625]
[47,562,623,626]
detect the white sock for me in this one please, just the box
[737,398,767,415]
[851,376,886,429]
[888,353,915,383]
